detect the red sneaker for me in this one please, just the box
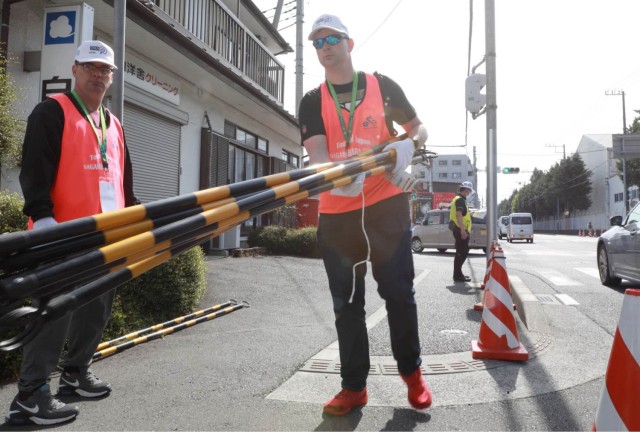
[323,388,368,416]
[401,368,432,409]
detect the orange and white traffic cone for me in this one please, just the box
[474,248,516,311]
[471,251,528,361]
[480,240,501,290]
[592,289,640,432]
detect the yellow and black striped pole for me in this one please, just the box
[92,302,247,360]
[0,147,437,350]
[0,150,395,301]
[94,301,235,352]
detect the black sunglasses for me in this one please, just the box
[312,34,347,49]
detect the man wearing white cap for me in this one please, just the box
[450,181,474,282]
[6,40,138,426]
[299,14,431,416]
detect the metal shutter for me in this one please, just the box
[199,129,229,189]
[123,103,181,203]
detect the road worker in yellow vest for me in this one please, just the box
[449,181,474,282]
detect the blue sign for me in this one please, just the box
[44,11,76,45]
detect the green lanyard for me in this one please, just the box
[70,90,109,170]
[326,71,358,148]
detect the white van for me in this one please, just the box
[497,216,509,239]
[507,212,534,243]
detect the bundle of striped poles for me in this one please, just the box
[0,138,435,351]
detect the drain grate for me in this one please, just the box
[300,358,506,375]
[535,294,562,305]
[299,333,552,375]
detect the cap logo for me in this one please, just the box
[316,16,334,25]
[90,45,107,54]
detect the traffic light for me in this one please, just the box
[465,73,486,114]
[410,193,417,200]
[502,167,520,174]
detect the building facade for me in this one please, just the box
[411,153,478,207]
[0,0,302,248]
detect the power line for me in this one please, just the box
[353,0,404,52]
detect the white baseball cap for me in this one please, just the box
[74,40,117,69]
[460,181,474,192]
[308,14,349,40]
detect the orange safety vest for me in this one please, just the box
[319,73,403,214]
[46,93,126,223]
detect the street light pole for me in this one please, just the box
[605,89,628,213]
[485,0,497,247]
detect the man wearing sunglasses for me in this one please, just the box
[299,14,431,416]
[6,40,138,426]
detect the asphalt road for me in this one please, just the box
[0,234,623,431]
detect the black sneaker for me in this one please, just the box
[58,368,112,398]
[5,384,79,426]
[453,275,471,282]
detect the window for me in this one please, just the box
[468,171,474,177]
[438,173,448,179]
[452,160,461,166]
[282,149,299,168]
[438,160,448,166]
[224,121,268,153]
[452,172,462,179]
[615,192,624,202]
[258,138,267,152]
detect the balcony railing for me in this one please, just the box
[154,0,285,104]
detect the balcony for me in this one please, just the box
[153,0,285,104]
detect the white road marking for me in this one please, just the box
[537,269,583,286]
[576,267,601,279]
[555,294,580,306]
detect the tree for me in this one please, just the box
[508,155,592,219]
[615,110,640,188]
[0,51,25,167]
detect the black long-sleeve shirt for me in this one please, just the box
[19,93,138,221]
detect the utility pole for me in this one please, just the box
[485,0,497,247]
[606,89,628,214]
[112,0,126,123]
[294,0,304,116]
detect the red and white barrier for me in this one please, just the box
[592,289,640,431]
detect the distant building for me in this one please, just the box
[411,153,478,207]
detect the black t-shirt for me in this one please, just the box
[298,71,417,143]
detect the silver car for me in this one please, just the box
[411,209,488,254]
[597,202,640,286]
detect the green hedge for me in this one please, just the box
[249,225,319,258]
[103,246,207,339]
[0,190,28,233]
[0,191,207,382]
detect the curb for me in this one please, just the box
[509,275,550,334]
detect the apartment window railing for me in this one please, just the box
[154,0,285,103]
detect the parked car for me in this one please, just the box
[411,209,487,254]
[497,215,509,239]
[597,202,640,286]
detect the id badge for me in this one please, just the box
[99,179,117,212]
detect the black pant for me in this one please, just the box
[452,226,470,277]
[317,194,421,391]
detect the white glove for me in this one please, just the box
[331,173,365,197]
[384,138,415,175]
[33,217,57,230]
